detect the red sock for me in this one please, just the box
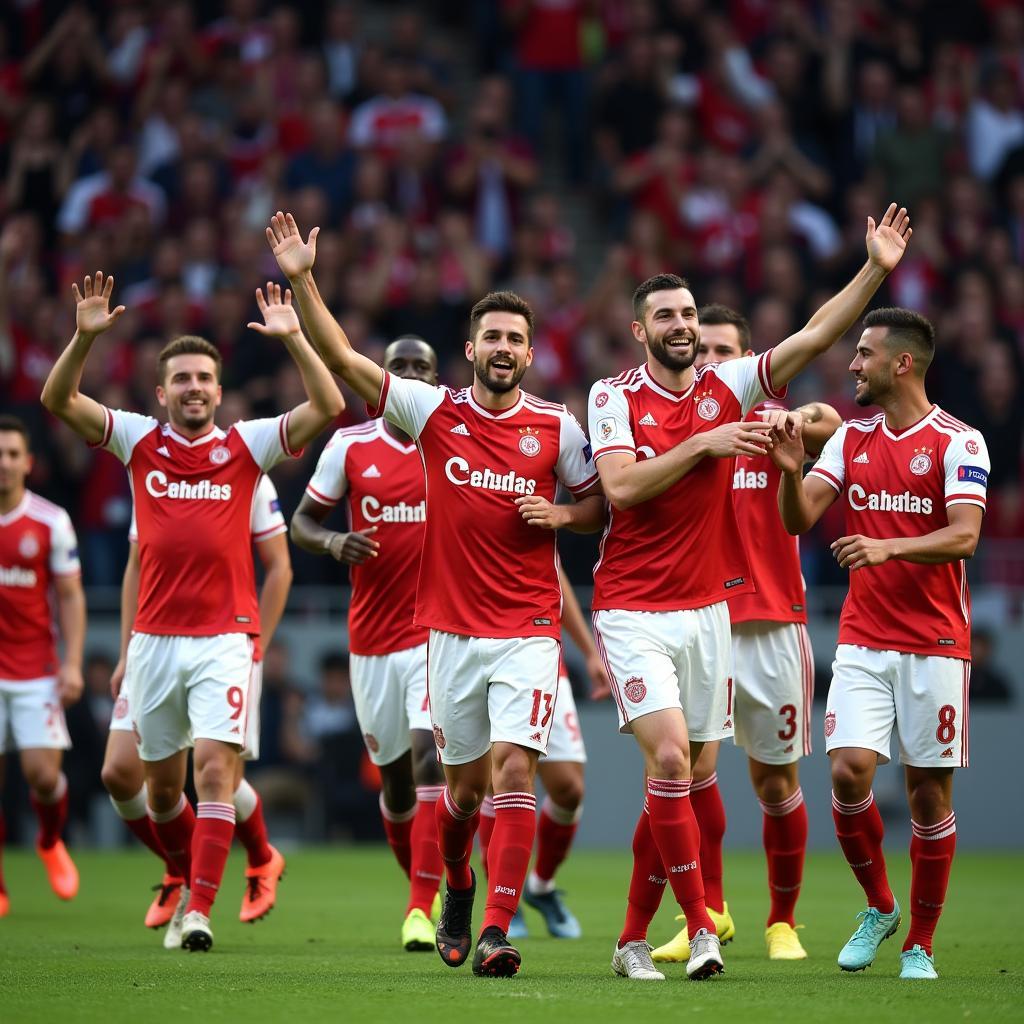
[0,810,6,892]
[234,782,273,868]
[380,794,416,878]
[110,787,176,873]
[407,785,444,914]
[904,813,956,955]
[482,791,536,934]
[478,795,496,877]
[618,801,667,946]
[186,802,236,916]
[533,796,580,884]
[31,773,68,850]
[832,792,894,913]
[647,779,715,938]
[435,787,479,891]
[761,788,808,927]
[690,773,726,912]
[149,796,196,880]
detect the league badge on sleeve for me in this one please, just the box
[598,418,616,442]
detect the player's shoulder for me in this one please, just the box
[591,365,644,400]
[930,407,982,439]
[844,411,885,434]
[522,390,570,418]
[24,491,71,525]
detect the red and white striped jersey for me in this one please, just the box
[808,405,989,659]
[373,374,598,640]
[588,353,786,612]
[306,419,428,656]
[0,491,80,680]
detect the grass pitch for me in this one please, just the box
[1,846,1021,1023]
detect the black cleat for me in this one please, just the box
[435,869,476,968]
[472,926,522,978]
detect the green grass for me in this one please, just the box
[1,847,1021,1023]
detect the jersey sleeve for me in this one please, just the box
[588,381,635,460]
[49,510,81,577]
[943,430,990,512]
[713,351,788,415]
[807,422,848,493]
[556,409,599,494]
[91,407,158,464]
[252,475,287,540]
[371,373,445,440]
[305,431,350,507]
[234,414,304,471]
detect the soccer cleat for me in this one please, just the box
[0,890,8,917]
[181,910,213,952]
[899,945,938,980]
[472,925,522,977]
[651,902,735,962]
[163,885,191,949]
[765,922,808,960]
[240,845,286,923]
[507,905,529,939]
[435,868,476,968]
[402,907,435,951]
[36,840,78,900]
[146,874,185,928]
[612,940,665,981]
[522,887,582,939]
[837,902,901,972]
[686,928,725,979]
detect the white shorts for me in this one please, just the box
[825,644,970,768]
[593,604,733,741]
[732,621,814,765]
[124,632,257,762]
[542,673,587,764]
[350,643,431,766]
[427,630,560,766]
[0,677,71,753]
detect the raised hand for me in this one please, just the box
[865,203,912,273]
[266,211,319,280]
[247,281,302,339]
[72,273,126,338]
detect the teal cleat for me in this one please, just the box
[900,945,938,979]
[522,887,582,939]
[507,906,529,939]
[837,902,901,971]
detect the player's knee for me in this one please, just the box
[193,757,233,799]
[25,766,60,797]
[649,743,690,780]
[829,757,871,799]
[756,771,795,806]
[907,777,950,821]
[100,759,137,801]
[379,769,415,814]
[493,755,532,793]
[146,779,182,813]
[448,781,485,813]
[412,748,444,787]
[546,776,584,812]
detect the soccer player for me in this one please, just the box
[588,204,911,982]
[41,273,343,951]
[0,415,85,916]
[290,334,447,954]
[768,307,987,980]
[265,211,602,978]
[103,473,291,931]
[650,305,840,964]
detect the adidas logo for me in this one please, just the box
[940,747,954,758]
[853,452,870,464]
[361,464,381,478]
[450,423,470,436]
[157,446,171,458]
[639,412,658,427]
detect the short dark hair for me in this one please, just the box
[698,304,751,347]
[157,336,222,384]
[863,307,935,374]
[632,274,691,321]
[0,414,31,449]
[469,291,534,343]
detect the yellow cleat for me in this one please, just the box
[402,907,436,952]
[430,890,442,923]
[765,922,807,960]
[651,902,736,963]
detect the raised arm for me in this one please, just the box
[769,203,912,389]
[41,273,126,442]
[110,541,140,698]
[266,212,385,406]
[255,532,293,652]
[246,281,344,452]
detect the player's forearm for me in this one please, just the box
[40,330,97,416]
[560,494,607,534]
[56,583,86,671]
[290,511,339,555]
[887,524,981,564]
[119,552,140,659]
[258,562,293,650]
[280,329,344,446]
[778,469,820,534]
[601,435,707,510]
[796,402,842,455]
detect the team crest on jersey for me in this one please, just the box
[113,695,128,720]
[966,439,979,455]
[595,392,609,408]
[209,445,231,465]
[695,391,720,421]
[624,676,647,703]
[909,447,933,476]
[364,733,379,754]
[18,532,39,559]
[518,426,541,457]
[824,711,836,737]
[432,724,446,749]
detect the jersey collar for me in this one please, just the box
[880,404,937,441]
[0,491,30,526]
[641,364,695,403]
[161,423,226,447]
[464,388,525,419]
[376,419,417,454]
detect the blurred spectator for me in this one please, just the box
[969,628,1014,703]
[967,67,1024,182]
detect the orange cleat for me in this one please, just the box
[145,874,185,929]
[36,840,79,900]
[239,845,286,923]
[0,890,9,917]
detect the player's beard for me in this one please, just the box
[854,369,891,407]
[475,354,528,395]
[645,325,699,373]
[170,394,216,432]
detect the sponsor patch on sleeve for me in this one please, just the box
[270,498,282,512]
[957,465,988,486]
[597,418,616,443]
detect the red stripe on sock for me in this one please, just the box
[690,775,726,912]
[482,794,536,934]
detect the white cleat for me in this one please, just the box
[686,928,724,980]
[163,886,190,949]
[612,940,666,981]
[181,910,213,952]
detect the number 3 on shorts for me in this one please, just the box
[227,685,245,720]
[529,688,553,728]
